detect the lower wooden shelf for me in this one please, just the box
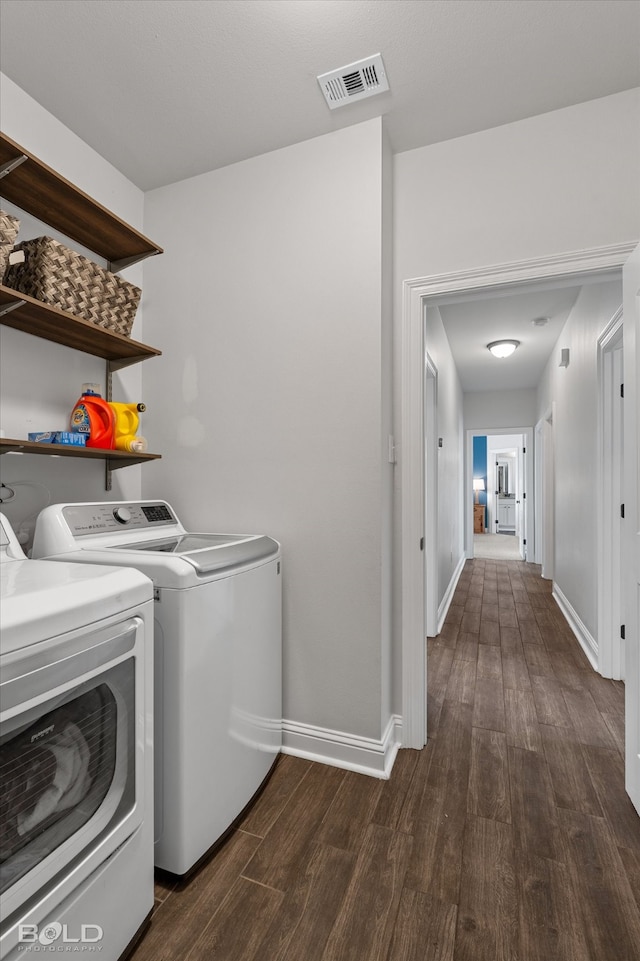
[0,437,160,471]
[0,284,162,371]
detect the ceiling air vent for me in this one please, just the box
[317,54,389,110]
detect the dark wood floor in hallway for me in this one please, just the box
[131,558,640,961]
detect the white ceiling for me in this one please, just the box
[0,0,636,394]
[437,284,582,392]
[0,0,638,192]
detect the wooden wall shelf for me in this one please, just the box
[0,129,163,486]
[0,438,161,471]
[0,285,161,370]
[0,131,163,270]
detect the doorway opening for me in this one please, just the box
[471,431,528,560]
[401,242,634,751]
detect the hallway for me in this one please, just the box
[132,558,640,961]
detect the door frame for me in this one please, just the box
[465,428,533,559]
[424,353,438,638]
[622,243,640,813]
[598,307,624,679]
[400,242,636,750]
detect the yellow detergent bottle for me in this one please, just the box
[109,402,147,452]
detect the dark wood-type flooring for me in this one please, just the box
[130,558,640,961]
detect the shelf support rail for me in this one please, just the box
[105,360,114,492]
[0,297,26,318]
[0,154,28,180]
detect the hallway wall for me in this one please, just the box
[424,304,465,610]
[537,280,623,650]
[464,390,537,429]
[394,89,639,282]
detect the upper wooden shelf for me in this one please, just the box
[0,285,161,370]
[0,131,163,270]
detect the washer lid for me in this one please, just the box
[107,533,279,574]
[0,511,26,562]
[0,559,152,653]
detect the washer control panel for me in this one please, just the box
[62,502,176,537]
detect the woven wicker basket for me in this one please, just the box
[0,211,20,280]
[4,236,141,337]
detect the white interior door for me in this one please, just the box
[623,242,640,815]
[517,442,525,559]
[599,317,625,680]
[611,340,625,679]
[488,455,496,535]
[614,344,624,679]
[534,420,543,564]
[541,409,555,581]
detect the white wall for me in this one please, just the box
[395,90,640,282]
[381,128,394,726]
[464,390,537,429]
[537,280,623,641]
[143,119,393,742]
[425,305,465,607]
[0,74,146,544]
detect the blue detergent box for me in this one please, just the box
[28,431,87,446]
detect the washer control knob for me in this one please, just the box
[113,506,132,525]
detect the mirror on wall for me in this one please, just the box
[497,454,516,495]
[497,459,509,494]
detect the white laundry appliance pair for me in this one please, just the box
[33,500,283,878]
[0,513,154,961]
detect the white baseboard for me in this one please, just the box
[281,713,402,779]
[552,583,598,670]
[438,553,467,634]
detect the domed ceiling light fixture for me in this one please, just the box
[487,339,520,359]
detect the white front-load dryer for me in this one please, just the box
[0,513,154,961]
[33,500,282,877]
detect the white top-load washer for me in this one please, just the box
[33,500,282,877]
[0,513,154,961]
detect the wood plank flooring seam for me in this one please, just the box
[239,874,286,893]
